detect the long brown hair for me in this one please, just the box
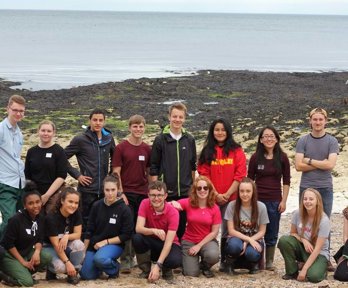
[299,188,324,244]
[233,177,259,232]
[189,176,216,208]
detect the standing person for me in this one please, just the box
[112,115,151,273]
[132,181,182,283]
[150,102,196,239]
[0,95,26,239]
[25,120,68,214]
[44,187,85,285]
[0,182,51,287]
[80,175,133,280]
[295,107,339,269]
[224,177,269,275]
[278,188,330,283]
[197,118,247,270]
[295,107,339,218]
[247,126,290,270]
[171,176,221,278]
[65,108,116,230]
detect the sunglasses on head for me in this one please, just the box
[197,186,209,191]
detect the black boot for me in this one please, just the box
[46,269,57,281]
[249,262,260,274]
[225,256,236,275]
[0,271,19,286]
[200,262,215,278]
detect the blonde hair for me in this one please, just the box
[299,188,324,244]
[129,115,146,126]
[38,120,56,132]
[168,102,187,116]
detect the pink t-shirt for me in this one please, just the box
[138,199,180,245]
[178,198,221,244]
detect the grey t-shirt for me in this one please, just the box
[291,209,330,260]
[296,133,339,189]
[224,201,269,237]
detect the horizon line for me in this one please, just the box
[0,8,347,17]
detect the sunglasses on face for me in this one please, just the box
[196,186,209,191]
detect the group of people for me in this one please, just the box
[0,94,345,286]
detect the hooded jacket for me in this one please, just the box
[150,125,196,198]
[65,127,115,195]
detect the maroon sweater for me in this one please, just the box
[247,152,290,202]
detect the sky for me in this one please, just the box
[0,0,347,15]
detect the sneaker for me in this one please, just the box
[45,270,57,281]
[0,271,19,287]
[67,275,80,285]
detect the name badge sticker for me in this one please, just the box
[139,155,145,161]
[26,229,31,235]
[46,153,52,158]
[109,218,116,224]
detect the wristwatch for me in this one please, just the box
[308,158,312,165]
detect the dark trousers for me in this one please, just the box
[334,239,348,281]
[132,233,182,269]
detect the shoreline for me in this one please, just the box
[3,68,348,91]
[0,69,347,287]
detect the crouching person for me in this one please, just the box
[132,181,182,282]
[224,177,269,275]
[0,182,51,286]
[278,188,329,283]
[80,175,133,280]
[44,187,85,285]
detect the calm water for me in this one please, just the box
[1,10,348,90]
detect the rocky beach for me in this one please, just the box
[1,70,348,287]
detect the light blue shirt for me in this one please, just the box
[0,117,25,188]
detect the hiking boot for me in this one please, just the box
[67,275,80,285]
[327,260,335,272]
[45,270,57,281]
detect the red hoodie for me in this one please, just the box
[198,145,247,201]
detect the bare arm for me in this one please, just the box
[298,237,326,281]
[303,153,337,171]
[148,230,177,282]
[295,153,316,172]
[42,177,65,205]
[112,166,123,192]
[278,184,290,213]
[193,224,220,251]
[136,216,165,240]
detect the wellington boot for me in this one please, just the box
[265,246,276,271]
[135,251,151,278]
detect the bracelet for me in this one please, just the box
[156,261,163,270]
[63,259,70,264]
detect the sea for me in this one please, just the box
[0,9,348,90]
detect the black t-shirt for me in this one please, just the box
[45,209,82,242]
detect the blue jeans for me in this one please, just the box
[299,187,333,217]
[261,201,281,247]
[225,237,263,263]
[80,244,123,280]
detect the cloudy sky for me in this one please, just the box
[0,0,347,15]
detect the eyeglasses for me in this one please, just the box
[149,193,165,199]
[197,186,209,191]
[9,107,25,115]
[261,135,276,140]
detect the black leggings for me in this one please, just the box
[334,240,348,281]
